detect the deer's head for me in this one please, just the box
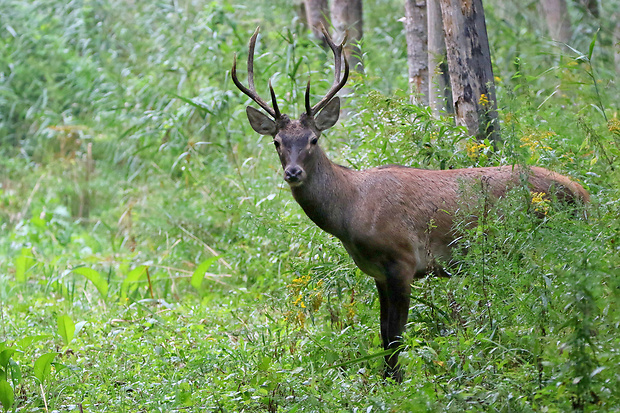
[232,26,349,187]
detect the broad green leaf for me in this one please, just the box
[258,356,272,372]
[0,379,13,411]
[14,249,34,283]
[57,315,75,346]
[191,256,220,289]
[33,353,57,383]
[14,256,27,282]
[72,267,109,297]
[30,216,46,228]
[0,350,15,369]
[121,265,148,298]
[7,360,21,387]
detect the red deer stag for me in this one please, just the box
[232,26,589,382]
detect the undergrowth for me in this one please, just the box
[1,0,619,411]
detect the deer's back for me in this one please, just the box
[339,164,587,279]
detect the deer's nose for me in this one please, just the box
[284,166,303,182]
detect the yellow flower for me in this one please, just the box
[310,292,323,311]
[531,192,550,215]
[295,311,306,328]
[291,275,311,286]
[466,141,488,160]
[608,117,620,134]
[292,294,306,308]
[288,274,311,295]
[344,301,357,321]
[479,93,489,106]
[285,309,307,328]
[520,131,554,152]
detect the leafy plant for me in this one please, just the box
[0,0,618,411]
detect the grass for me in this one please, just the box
[1,0,619,411]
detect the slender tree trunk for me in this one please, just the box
[427,0,452,115]
[580,0,599,18]
[304,0,330,46]
[540,0,573,43]
[614,13,620,77]
[404,0,429,105]
[439,0,499,142]
[331,0,364,72]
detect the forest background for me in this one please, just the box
[0,0,619,411]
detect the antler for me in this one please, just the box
[305,23,350,117]
[232,27,281,119]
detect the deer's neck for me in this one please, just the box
[289,147,355,239]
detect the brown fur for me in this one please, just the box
[290,145,589,283]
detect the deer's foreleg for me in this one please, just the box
[376,262,412,382]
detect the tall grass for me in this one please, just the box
[1,0,618,411]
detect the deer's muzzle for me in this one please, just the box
[284,165,305,186]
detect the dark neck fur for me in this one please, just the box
[290,147,354,238]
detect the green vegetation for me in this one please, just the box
[1,0,618,411]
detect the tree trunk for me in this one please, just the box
[331,0,364,72]
[540,0,573,43]
[304,0,330,46]
[404,0,429,105]
[614,13,620,77]
[439,0,499,142]
[427,0,452,115]
[580,0,599,19]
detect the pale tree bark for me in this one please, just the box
[331,0,364,72]
[403,0,429,105]
[614,12,620,77]
[540,0,573,43]
[439,0,499,142]
[427,0,452,115]
[304,0,331,46]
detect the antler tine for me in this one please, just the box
[307,24,350,116]
[231,27,278,119]
[247,27,259,91]
[305,78,312,116]
[320,23,347,86]
[268,79,281,119]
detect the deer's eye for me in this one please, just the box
[273,140,280,149]
[310,137,318,145]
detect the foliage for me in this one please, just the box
[1,0,619,411]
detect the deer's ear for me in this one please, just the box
[246,106,277,135]
[314,97,340,131]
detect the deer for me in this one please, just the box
[231,26,590,382]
